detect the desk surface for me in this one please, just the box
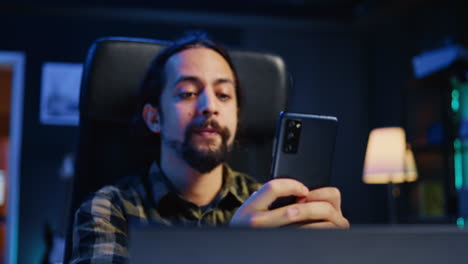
[129,225,468,264]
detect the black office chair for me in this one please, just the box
[63,36,289,262]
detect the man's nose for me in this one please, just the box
[197,90,219,117]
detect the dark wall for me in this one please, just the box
[241,28,381,222]
[1,5,452,262]
[0,12,247,264]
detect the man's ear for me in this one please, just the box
[142,103,161,133]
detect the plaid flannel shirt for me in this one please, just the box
[70,162,261,264]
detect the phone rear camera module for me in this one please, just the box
[288,120,296,129]
[283,119,302,154]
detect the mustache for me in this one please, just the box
[187,119,222,134]
[185,118,230,141]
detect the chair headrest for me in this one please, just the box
[80,37,288,136]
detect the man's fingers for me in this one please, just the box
[298,221,341,229]
[298,216,350,229]
[245,201,349,228]
[296,201,349,228]
[231,180,350,229]
[305,187,342,212]
[243,179,309,211]
[245,204,307,227]
[279,201,349,228]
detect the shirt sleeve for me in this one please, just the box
[70,187,129,264]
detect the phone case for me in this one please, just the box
[270,112,338,190]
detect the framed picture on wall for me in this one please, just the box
[40,62,83,126]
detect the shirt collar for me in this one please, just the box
[147,161,249,209]
[219,164,252,205]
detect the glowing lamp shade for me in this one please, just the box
[404,147,418,182]
[363,127,418,184]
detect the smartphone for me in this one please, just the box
[269,112,338,209]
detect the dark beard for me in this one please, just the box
[163,119,232,173]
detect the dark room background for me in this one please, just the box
[2,0,468,263]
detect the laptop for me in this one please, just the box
[129,225,468,264]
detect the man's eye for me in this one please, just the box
[179,92,197,99]
[217,93,231,101]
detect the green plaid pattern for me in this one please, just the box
[70,162,261,264]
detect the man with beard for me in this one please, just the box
[70,33,349,263]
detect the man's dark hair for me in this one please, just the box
[139,31,241,118]
[132,32,242,170]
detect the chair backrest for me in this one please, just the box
[64,36,288,262]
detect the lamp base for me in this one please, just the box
[387,183,399,224]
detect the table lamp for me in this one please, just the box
[363,127,418,223]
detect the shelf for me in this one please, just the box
[403,68,460,222]
[412,144,444,153]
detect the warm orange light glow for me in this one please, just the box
[404,147,418,182]
[363,127,418,184]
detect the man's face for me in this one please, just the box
[158,47,238,172]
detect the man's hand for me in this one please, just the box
[230,178,349,229]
